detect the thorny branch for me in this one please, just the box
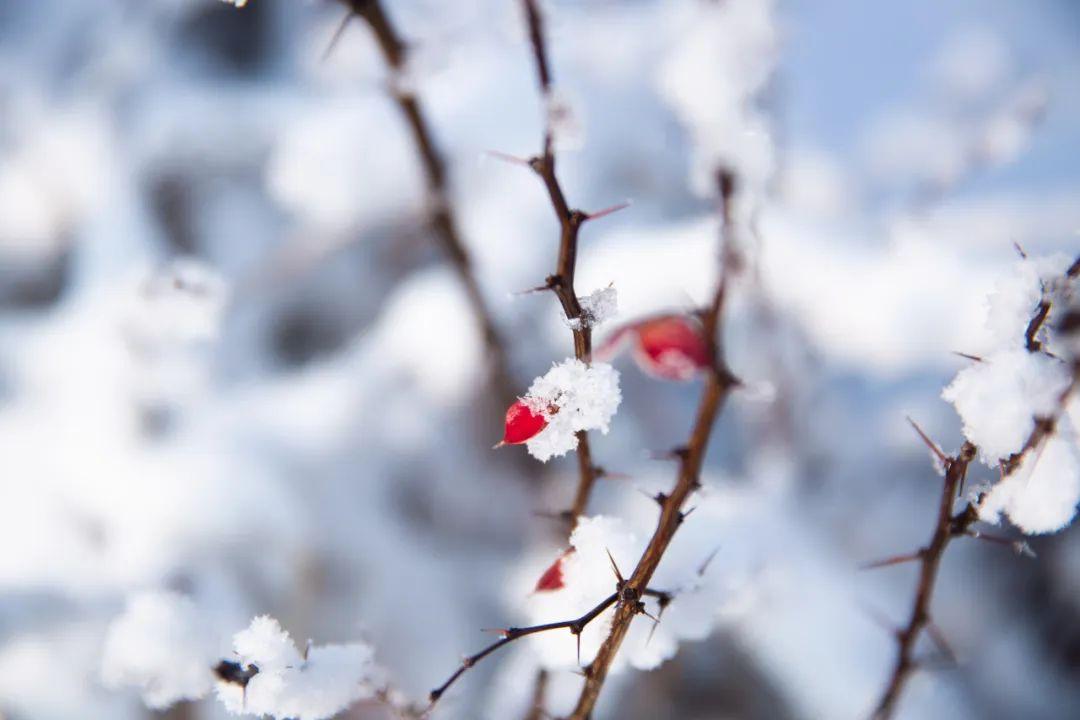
[518,0,613,528]
[867,440,976,720]
[427,592,618,707]
[426,580,674,710]
[564,171,742,720]
[340,0,517,410]
[869,255,1080,720]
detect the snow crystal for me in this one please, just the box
[523,359,622,462]
[566,286,618,331]
[101,592,218,709]
[978,429,1080,534]
[217,616,376,720]
[942,348,1071,462]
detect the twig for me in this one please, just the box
[341,0,517,409]
[870,255,1079,719]
[517,0,609,529]
[564,170,742,720]
[869,441,976,720]
[427,592,618,707]
[522,669,550,720]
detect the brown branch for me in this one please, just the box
[342,0,516,409]
[519,0,618,526]
[871,256,1080,719]
[427,592,619,707]
[869,441,976,720]
[522,669,550,720]
[564,170,742,720]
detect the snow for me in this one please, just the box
[101,592,219,709]
[522,359,622,462]
[979,427,1080,534]
[942,349,1071,463]
[656,0,778,200]
[2,2,1080,720]
[218,616,377,720]
[566,285,618,331]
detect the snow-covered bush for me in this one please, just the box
[2,1,1080,720]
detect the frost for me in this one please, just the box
[978,430,1080,534]
[566,286,618,331]
[942,349,1070,462]
[101,592,218,709]
[218,616,377,720]
[523,359,622,462]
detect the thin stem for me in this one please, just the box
[870,443,975,720]
[522,669,549,720]
[427,593,618,706]
[344,0,516,409]
[520,0,608,526]
[566,170,742,720]
[871,255,1079,719]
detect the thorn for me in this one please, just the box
[511,283,554,297]
[321,10,355,63]
[303,638,313,662]
[492,441,506,450]
[860,550,923,571]
[645,447,686,462]
[857,601,897,635]
[584,200,632,221]
[653,491,668,507]
[906,416,948,465]
[925,619,957,666]
[531,507,574,524]
[484,149,532,167]
[645,602,667,647]
[480,627,509,637]
[638,606,660,623]
[952,351,984,363]
[575,631,581,667]
[679,506,697,523]
[1013,241,1028,260]
[697,546,721,577]
[605,548,624,585]
[1014,541,1037,558]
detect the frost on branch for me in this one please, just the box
[520,359,621,462]
[101,592,218,709]
[565,286,618,331]
[979,423,1080,534]
[216,616,377,720]
[942,254,1080,535]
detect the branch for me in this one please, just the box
[427,592,618,707]
[565,170,742,720]
[870,256,1080,719]
[522,669,550,720]
[518,0,627,526]
[869,442,976,720]
[341,0,517,409]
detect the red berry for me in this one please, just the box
[534,550,572,592]
[500,399,548,446]
[633,315,710,381]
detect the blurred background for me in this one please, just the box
[1,0,1079,718]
